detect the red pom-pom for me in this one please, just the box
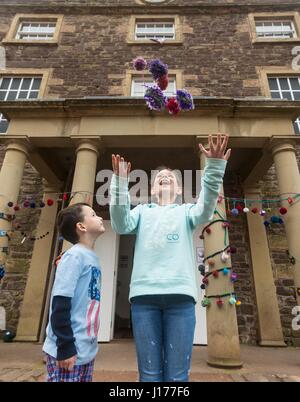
[217,298,224,307]
[166,97,180,116]
[251,207,258,214]
[63,193,68,201]
[47,199,54,206]
[279,207,287,215]
[287,197,293,205]
[236,203,244,212]
[13,205,20,211]
[157,74,169,91]
[205,227,212,234]
[212,270,219,278]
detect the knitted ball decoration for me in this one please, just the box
[144,85,167,111]
[148,59,168,80]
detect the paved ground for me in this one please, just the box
[0,339,299,382]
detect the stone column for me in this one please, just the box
[62,141,99,251]
[15,181,61,341]
[270,140,300,306]
[0,142,28,272]
[199,149,242,368]
[243,184,285,347]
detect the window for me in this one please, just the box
[294,117,300,134]
[268,76,300,134]
[16,21,57,40]
[3,14,63,44]
[0,76,42,134]
[249,13,300,42]
[0,113,8,134]
[131,77,176,97]
[127,15,182,44]
[255,20,296,39]
[135,22,175,40]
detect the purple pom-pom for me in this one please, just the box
[176,89,194,111]
[148,59,168,80]
[133,57,147,71]
[144,84,167,111]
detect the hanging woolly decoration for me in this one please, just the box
[166,97,181,116]
[144,84,167,111]
[133,57,148,71]
[176,89,195,111]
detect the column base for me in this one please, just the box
[259,340,287,347]
[207,358,243,369]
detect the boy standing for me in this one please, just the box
[43,203,105,382]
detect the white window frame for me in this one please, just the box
[135,21,175,40]
[268,76,300,134]
[131,77,176,97]
[255,20,297,39]
[0,76,42,134]
[16,21,57,40]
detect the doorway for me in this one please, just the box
[114,234,136,339]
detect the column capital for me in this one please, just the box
[70,136,104,156]
[266,137,297,157]
[5,140,30,157]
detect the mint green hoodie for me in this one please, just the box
[109,158,227,302]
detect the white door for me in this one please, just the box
[95,221,119,342]
[193,226,207,345]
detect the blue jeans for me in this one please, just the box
[131,294,196,382]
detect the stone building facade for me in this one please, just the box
[0,0,300,360]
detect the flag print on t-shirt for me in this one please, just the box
[87,266,101,337]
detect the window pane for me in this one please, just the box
[281,91,292,100]
[270,91,281,99]
[28,91,39,99]
[17,91,28,99]
[0,91,6,100]
[268,78,279,90]
[278,78,289,90]
[31,79,42,90]
[21,78,32,90]
[289,78,300,90]
[6,91,18,100]
[0,120,9,133]
[293,92,300,100]
[10,78,22,90]
[0,78,10,90]
[293,118,300,134]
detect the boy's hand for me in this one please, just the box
[57,355,77,371]
[199,134,231,161]
[112,154,132,178]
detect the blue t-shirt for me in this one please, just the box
[43,243,101,365]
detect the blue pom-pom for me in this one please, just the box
[231,208,239,216]
[263,220,270,227]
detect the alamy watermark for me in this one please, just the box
[95,169,204,206]
[292,306,300,331]
[292,46,300,71]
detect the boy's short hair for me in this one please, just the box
[57,203,90,244]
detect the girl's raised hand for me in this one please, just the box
[198,134,231,161]
[112,154,132,177]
